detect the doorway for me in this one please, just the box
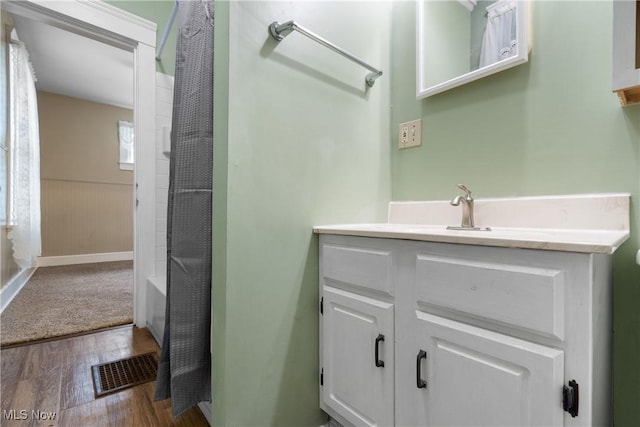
[1,0,157,328]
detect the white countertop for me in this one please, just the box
[313,223,628,254]
[314,193,631,255]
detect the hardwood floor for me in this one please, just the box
[1,326,209,426]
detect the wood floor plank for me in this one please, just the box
[132,336,159,355]
[59,361,99,411]
[21,344,45,380]
[63,333,100,368]
[97,347,139,365]
[93,326,134,352]
[21,341,63,381]
[103,387,137,427]
[4,379,36,427]
[57,397,108,426]
[1,345,28,376]
[1,326,208,426]
[140,382,209,427]
[26,367,61,427]
[173,409,211,427]
[105,383,161,427]
[1,346,28,409]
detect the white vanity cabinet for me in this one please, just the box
[321,287,394,426]
[319,242,396,427]
[412,312,564,426]
[319,234,613,427]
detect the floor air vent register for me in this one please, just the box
[91,352,158,398]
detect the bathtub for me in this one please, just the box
[146,275,168,344]
[146,276,212,424]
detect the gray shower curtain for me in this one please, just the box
[155,0,214,418]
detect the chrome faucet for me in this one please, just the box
[447,185,491,231]
[450,184,475,228]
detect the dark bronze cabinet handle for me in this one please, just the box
[375,334,385,367]
[563,379,579,417]
[417,350,427,388]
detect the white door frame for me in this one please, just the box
[3,0,156,326]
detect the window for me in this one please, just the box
[118,120,134,170]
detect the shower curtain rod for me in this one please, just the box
[268,20,383,87]
[156,1,179,61]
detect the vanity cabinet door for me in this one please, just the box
[321,286,394,427]
[413,312,565,427]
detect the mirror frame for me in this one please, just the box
[416,0,529,99]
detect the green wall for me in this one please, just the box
[107,1,639,424]
[420,0,471,88]
[214,1,391,425]
[391,1,640,424]
[106,0,177,75]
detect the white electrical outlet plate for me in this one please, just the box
[398,119,422,149]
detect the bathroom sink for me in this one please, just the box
[445,226,492,231]
[314,193,630,255]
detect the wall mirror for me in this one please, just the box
[416,0,529,99]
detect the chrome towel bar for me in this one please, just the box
[268,20,383,87]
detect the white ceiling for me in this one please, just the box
[13,14,134,110]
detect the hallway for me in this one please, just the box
[0,326,208,426]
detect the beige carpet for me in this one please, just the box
[0,261,133,347]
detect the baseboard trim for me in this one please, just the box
[198,402,212,425]
[36,252,134,267]
[0,267,37,314]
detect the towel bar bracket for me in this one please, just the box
[268,21,292,41]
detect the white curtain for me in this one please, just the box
[8,42,41,269]
[479,0,517,68]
